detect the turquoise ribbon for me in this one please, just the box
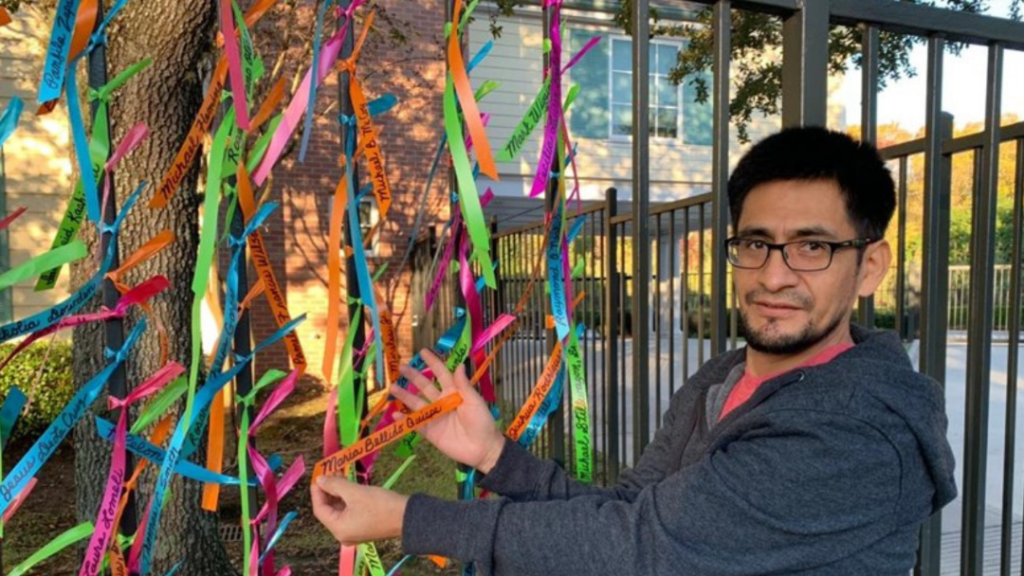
[0,181,143,343]
[37,0,80,104]
[94,417,250,486]
[0,97,23,148]
[0,318,146,514]
[138,316,303,574]
[0,388,26,449]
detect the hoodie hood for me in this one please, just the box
[827,325,958,510]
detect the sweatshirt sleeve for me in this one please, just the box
[402,409,903,576]
[477,385,691,503]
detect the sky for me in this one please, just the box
[838,0,1024,131]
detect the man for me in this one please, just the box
[312,127,957,575]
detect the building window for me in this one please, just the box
[610,38,682,140]
[569,30,713,146]
[358,198,380,256]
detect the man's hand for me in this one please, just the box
[311,476,409,546]
[391,349,506,474]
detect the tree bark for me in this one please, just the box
[70,1,234,575]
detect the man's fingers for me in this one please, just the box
[316,475,353,499]
[400,363,440,401]
[454,364,472,392]
[421,349,455,393]
[390,384,427,411]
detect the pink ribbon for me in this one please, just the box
[0,206,27,234]
[0,275,169,374]
[80,362,182,576]
[253,21,350,185]
[1,477,36,523]
[219,0,250,130]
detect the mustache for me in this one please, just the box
[743,290,812,309]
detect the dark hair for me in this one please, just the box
[727,126,896,240]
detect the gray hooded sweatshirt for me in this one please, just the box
[402,326,958,575]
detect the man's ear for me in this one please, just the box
[858,239,892,298]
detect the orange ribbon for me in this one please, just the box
[313,393,463,481]
[151,0,279,208]
[448,0,497,180]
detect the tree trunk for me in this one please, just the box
[70,1,234,574]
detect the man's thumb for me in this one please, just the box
[316,475,350,498]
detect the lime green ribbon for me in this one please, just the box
[443,76,496,289]
[359,542,386,576]
[184,106,236,426]
[8,522,94,576]
[0,240,86,291]
[236,369,288,576]
[336,308,363,448]
[35,58,152,292]
[565,328,591,483]
[131,377,187,434]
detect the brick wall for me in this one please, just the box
[250,0,450,381]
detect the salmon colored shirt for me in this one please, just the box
[718,343,855,421]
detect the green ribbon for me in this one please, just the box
[565,328,591,482]
[236,369,288,576]
[232,0,264,100]
[185,107,236,426]
[571,258,585,279]
[35,59,152,292]
[336,308,362,448]
[443,76,496,289]
[381,455,416,490]
[360,542,386,576]
[131,376,187,434]
[496,77,550,163]
[247,115,282,172]
[8,522,94,576]
[0,240,86,291]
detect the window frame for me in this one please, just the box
[607,35,686,143]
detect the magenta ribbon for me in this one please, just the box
[528,1,564,198]
[78,361,183,576]
[252,0,366,185]
[0,206,27,234]
[246,369,302,576]
[0,275,168,374]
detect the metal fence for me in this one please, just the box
[411,1,1024,574]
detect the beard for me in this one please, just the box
[739,294,848,355]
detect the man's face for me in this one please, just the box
[733,179,888,355]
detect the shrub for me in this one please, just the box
[0,340,74,440]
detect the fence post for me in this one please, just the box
[781,0,829,127]
[630,0,652,457]
[709,0,731,357]
[604,188,620,483]
[87,0,138,545]
[915,35,950,575]
[857,23,880,327]
[960,43,1004,576]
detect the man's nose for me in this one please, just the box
[757,248,799,291]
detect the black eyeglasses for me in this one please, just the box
[725,236,878,271]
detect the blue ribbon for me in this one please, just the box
[0,181,143,343]
[0,97,23,148]
[547,201,570,341]
[257,510,298,563]
[139,318,301,574]
[0,319,146,515]
[341,120,385,382]
[300,0,339,162]
[0,387,27,449]
[94,417,250,486]
[37,0,80,104]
